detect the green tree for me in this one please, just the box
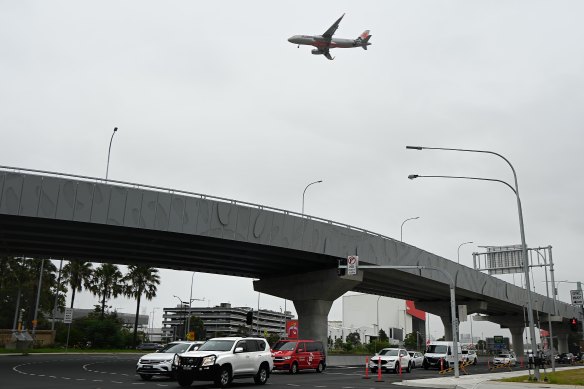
[187,315,207,340]
[62,260,93,308]
[404,332,417,350]
[0,257,61,331]
[91,263,124,319]
[123,265,160,347]
[346,331,361,346]
[476,339,486,351]
[378,329,389,342]
[334,337,343,350]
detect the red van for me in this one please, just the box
[272,339,326,373]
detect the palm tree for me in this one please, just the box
[91,263,124,319]
[124,265,160,347]
[62,260,93,308]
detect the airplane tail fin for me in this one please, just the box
[356,30,372,50]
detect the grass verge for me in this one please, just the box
[499,368,584,385]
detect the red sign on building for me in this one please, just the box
[286,320,299,339]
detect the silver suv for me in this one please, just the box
[173,337,273,388]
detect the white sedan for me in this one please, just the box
[408,351,424,368]
[493,353,517,366]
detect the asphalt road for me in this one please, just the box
[0,354,530,389]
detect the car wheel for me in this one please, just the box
[316,361,325,373]
[473,358,477,365]
[254,364,269,385]
[371,367,378,373]
[215,366,231,388]
[406,362,411,373]
[289,362,299,374]
[140,374,153,381]
[177,374,193,387]
[423,361,429,370]
[394,362,400,374]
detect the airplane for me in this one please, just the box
[288,14,371,60]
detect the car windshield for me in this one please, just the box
[379,349,399,356]
[427,345,448,354]
[498,354,511,358]
[462,350,468,354]
[197,340,235,352]
[159,343,195,353]
[274,341,297,351]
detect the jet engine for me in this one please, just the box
[311,49,323,55]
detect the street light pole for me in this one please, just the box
[407,145,540,380]
[302,180,323,215]
[400,217,420,242]
[105,127,118,181]
[457,241,474,264]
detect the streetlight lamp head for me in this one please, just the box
[406,146,423,150]
[317,180,323,183]
[408,174,419,180]
[113,127,118,132]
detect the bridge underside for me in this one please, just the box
[0,214,528,320]
[0,214,335,278]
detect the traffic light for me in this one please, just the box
[570,317,578,332]
[246,310,254,325]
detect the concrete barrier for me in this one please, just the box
[328,355,369,366]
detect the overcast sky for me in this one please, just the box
[2,1,583,340]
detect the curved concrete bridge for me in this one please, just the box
[0,167,579,353]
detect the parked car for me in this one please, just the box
[369,348,412,374]
[493,353,517,366]
[173,337,273,388]
[408,351,424,368]
[557,353,575,364]
[136,342,164,351]
[136,341,204,381]
[461,350,478,365]
[271,339,326,373]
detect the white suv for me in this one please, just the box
[136,341,204,380]
[461,349,478,365]
[173,337,273,388]
[369,348,412,373]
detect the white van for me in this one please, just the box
[423,341,463,369]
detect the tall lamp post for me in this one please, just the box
[400,217,419,242]
[302,180,323,215]
[105,127,118,181]
[457,241,474,264]
[406,145,540,380]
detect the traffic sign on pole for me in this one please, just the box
[64,308,74,324]
[570,290,583,305]
[347,256,359,276]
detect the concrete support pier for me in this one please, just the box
[254,268,363,350]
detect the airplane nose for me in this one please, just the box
[288,37,294,43]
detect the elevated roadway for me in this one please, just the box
[0,166,579,352]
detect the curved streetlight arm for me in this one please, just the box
[400,216,419,242]
[408,174,517,194]
[106,127,118,181]
[457,241,474,264]
[302,180,323,215]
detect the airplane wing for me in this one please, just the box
[322,13,345,39]
[323,49,334,61]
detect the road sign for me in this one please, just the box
[64,308,74,324]
[347,255,359,276]
[570,290,583,305]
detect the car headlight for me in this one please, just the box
[283,356,291,360]
[173,354,180,366]
[201,355,216,367]
[138,359,143,364]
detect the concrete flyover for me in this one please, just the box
[0,166,580,353]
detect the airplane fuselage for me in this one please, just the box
[288,35,359,49]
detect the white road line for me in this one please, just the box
[286,385,300,387]
[37,374,45,377]
[112,381,124,384]
[93,379,103,382]
[76,378,86,381]
[49,375,57,378]
[62,377,71,380]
